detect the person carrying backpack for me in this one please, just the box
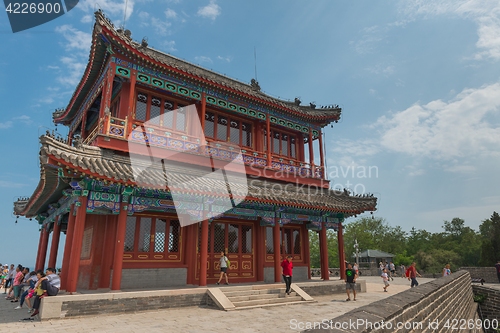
[216,251,230,285]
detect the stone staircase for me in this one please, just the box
[208,283,315,311]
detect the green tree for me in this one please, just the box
[479,212,500,266]
[308,229,339,268]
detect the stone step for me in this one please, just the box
[227,292,293,303]
[229,300,315,311]
[214,285,254,292]
[223,289,283,297]
[232,295,303,308]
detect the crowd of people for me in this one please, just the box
[0,264,60,321]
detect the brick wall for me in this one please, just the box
[472,285,500,332]
[460,267,499,284]
[299,281,362,296]
[120,268,187,289]
[303,270,481,333]
[60,292,214,318]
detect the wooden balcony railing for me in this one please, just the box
[100,117,324,179]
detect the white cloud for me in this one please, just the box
[58,57,86,86]
[55,25,91,51]
[399,0,500,60]
[76,0,135,21]
[161,40,177,52]
[13,115,33,125]
[138,11,150,20]
[151,17,172,36]
[165,8,177,19]
[0,121,13,129]
[374,82,500,160]
[195,56,212,64]
[0,180,26,188]
[217,55,232,62]
[81,15,92,23]
[197,0,220,20]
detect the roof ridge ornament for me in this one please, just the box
[250,78,260,91]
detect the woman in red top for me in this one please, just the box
[281,255,293,295]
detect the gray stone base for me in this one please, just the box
[120,268,187,289]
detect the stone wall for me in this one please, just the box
[472,285,500,332]
[264,266,308,283]
[460,267,499,284]
[120,268,187,289]
[299,280,364,296]
[303,270,481,333]
[41,288,213,319]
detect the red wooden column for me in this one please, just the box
[318,230,325,279]
[320,225,329,280]
[66,195,88,293]
[199,220,209,286]
[318,129,324,178]
[98,216,116,289]
[256,225,265,281]
[338,222,346,280]
[125,69,137,136]
[60,204,76,291]
[273,219,281,282]
[303,226,311,279]
[308,130,315,176]
[200,92,206,129]
[111,202,129,291]
[38,227,50,271]
[48,216,61,268]
[266,115,271,167]
[35,228,44,271]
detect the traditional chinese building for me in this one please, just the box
[14,11,377,292]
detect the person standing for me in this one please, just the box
[407,262,422,287]
[381,268,390,292]
[11,265,24,303]
[495,260,500,283]
[442,264,451,277]
[216,251,229,285]
[4,264,14,294]
[400,264,406,278]
[281,255,293,295]
[389,262,396,280]
[345,263,358,301]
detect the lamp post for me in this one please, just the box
[354,239,360,267]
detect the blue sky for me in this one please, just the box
[1,0,499,266]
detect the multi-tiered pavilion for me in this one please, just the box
[14,11,377,292]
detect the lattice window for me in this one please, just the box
[263,129,267,151]
[154,218,166,252]
[229,119,240,144]
[266,227,274,254]
[168,220,180,252]
[242,123,252,147]
[135,92,148,121]
[124,216,136,252]
[290,136,296,158]
[273,131,280,154]
[282,133,289,156]
[213,223,225,253]
[293,229,301,254]
[138,218,152,252]
[241,225,252,253]
[205,112,215,138]
[163,100,175,128]
[149,96,161,125]
[228,224,239,254]
[217,115,227,141]
[284,228,292,254]
[176,105,186,132]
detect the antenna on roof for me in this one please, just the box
[123,0,129,28]
[254,46,258,82]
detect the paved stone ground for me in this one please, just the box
[0,276,434,333]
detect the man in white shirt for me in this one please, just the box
[30,268,60,317]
